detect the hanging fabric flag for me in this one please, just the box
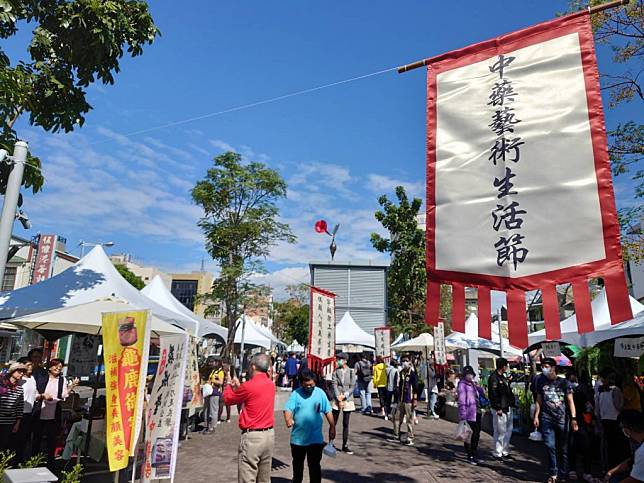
[308,287,337,373]
[424,11,632,348]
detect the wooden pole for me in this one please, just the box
[397,0,630,74]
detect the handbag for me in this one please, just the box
[455,420,472,443]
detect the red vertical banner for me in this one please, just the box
[31,235,58,284]
[541,285,561,341]
[477,287,492,340]
[451,284,465,333]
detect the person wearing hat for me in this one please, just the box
[0,363,27,452]
[488,357,516,460]
[532,357,578,483]
[331,353,356,454]
[457,365,485,465]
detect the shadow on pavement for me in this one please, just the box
[322,469,417,483]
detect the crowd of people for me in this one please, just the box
[207,350,643,483]
[0,348,79,470]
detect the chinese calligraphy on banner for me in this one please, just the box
[142,334,188,482]
[424,12,632,349]
[31,234,57,284]
[308,287,336,372]
[614,337,644,358]
[374,327,392,360]
[184,337,203,414]
[434,321,447,365]
[102,310,150,472]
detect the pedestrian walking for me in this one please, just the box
[285,353,299,389]
[14,357,36,463]
[354,354,373,414]
[200,376,216,433]
[219,362,233,423]
[284,369,336,483]
[373,356,387,418]
[331,353,355,454]
[457,365,484,465]
[223,354,275,483]
[532,357,578,483]
[385,359,399,418]
[31,359,79,470]
[388,357,417,446]
[426,360,439,419]
[567,371,597,482]
[0,363,26,453]
[488,357,515,460]
[596,368,630,473]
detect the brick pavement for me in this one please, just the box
[175,395,550,483]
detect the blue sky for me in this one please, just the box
[7,1,642,299]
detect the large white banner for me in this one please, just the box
[308,287,336,364]
[374,328,392,359]
[142,335,188,482]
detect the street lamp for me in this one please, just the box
[78,240,115,258]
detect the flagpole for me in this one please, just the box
[396,0,630,74]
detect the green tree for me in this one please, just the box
[114,264,144,290]
[370,186,451,336]
[0,0,159,193]
[569,1,643,261]
[192,151,296,360]
[273,299,309,345]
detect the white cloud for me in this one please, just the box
[251,266,310,300]
[209,139,235,152]
[366,173,424,199]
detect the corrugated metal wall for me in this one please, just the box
[311,265,387,334]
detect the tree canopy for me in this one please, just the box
[0,0,159,194]
[192,151,295,359]
[114,263,144,290]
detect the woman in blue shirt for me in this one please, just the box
[284,369,336,483]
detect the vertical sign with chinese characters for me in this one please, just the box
[31,235,57,284]
[184,337,203,414]
[307,287,336,372]
[102,310,150,472]
[142,334,188,482]
[614,337,644,358]
[374,327,392,360]
[434,321,447,365]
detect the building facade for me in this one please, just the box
[170,271,214,319]
[309,260,388,334]
[109,254,172,287]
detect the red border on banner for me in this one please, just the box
[424,12,632,344]
[307,286,337,371]
[374,327,393,360]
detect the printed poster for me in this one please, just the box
[67,334,100,379]
[102,310,150,472]
[308,287,336,368]
[434,321,447,365]
[184,337,203,414]
[142,334,188,482]
[374,327,392,359]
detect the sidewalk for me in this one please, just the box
[175,402,549,482]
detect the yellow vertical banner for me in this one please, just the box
[102,310,150,472]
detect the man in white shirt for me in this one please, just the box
[605,410,643,483]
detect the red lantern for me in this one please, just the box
[314,220,328,234]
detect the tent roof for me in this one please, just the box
[336,312,375,348]
[579,309,644,347]
[392,333,434,352]
[446,313,523,355]
[141,275,227,340]
[3,298,185,337]
[0,246,199,335]
[234,315,283,349]
[528,289,644,347]
[287,339,305,352]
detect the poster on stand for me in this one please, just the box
[374,327,392,360]
[67,334,100,379]
[434,321,447,365]
[142,334,189,482]
[308,287,336,372]
[102,310,150,472]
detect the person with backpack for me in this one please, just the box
[354,354,373,414]
[387,357,418,446]
[567,371,597,482]
[488,357,516,460]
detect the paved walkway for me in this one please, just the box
[175,397,550,482]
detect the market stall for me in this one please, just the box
[335,311,375,351]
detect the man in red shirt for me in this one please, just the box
[223,353,275,483]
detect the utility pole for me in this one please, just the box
[0,141,28,284]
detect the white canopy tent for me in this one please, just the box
[0,246,199,335]
[286,339,306,353]
[234,315,282,350]
[335,311,375,348]
[3,298,185,337]
[392,333,434,352]
[528,289,644,347]
[446,313,523,356]
[251,319,284,347]
[580,310,644,347]
[141,275,227,340]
